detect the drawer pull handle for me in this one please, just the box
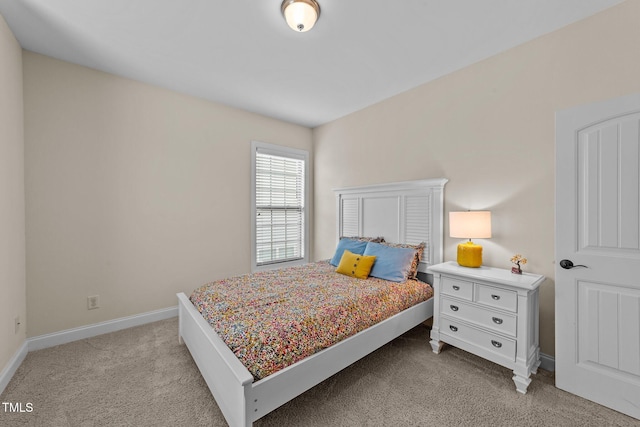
[452,285,460,291]
[491,340,502,348]
[450,305,459,312]
[449,325,458,332]
[491,294,501,300]
[492,317,503,325]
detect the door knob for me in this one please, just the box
[560,259,588,269]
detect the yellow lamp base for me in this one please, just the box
[457,241,483,268]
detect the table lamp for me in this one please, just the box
[449,211,492,267]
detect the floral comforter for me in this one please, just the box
[189,260,433,380]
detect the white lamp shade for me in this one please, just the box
[282,0,320,32]
[449,211,492,239]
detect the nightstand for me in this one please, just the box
[428,261,545,394]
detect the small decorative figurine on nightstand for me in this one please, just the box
[510,254,527,274]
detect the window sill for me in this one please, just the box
[252,258,308,273]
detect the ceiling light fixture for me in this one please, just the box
[281,0,320,32]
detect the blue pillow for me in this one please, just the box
[363,242,417,282]
[330,239,368,266]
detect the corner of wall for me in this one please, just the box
[0,12,27,392]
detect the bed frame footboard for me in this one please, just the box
[177,293,254,427]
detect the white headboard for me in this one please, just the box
[334,179,448,274]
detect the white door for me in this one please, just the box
[556,93,640,420]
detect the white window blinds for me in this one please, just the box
[255,150,305,266]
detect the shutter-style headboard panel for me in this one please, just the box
[334,179,448,273]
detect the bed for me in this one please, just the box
[177,178,447,426]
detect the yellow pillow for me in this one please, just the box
[336,250,376,279]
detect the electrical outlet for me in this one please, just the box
[14,316,20,334]
[87,295,100,310]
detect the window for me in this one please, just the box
[251,141,309,271]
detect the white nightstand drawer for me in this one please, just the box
[476,284,517,312]
[441,276,473,301]
[441,296,517,337]
[441,316,516,361]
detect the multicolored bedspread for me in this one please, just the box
[189,260,433,380]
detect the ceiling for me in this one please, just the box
[0,0,625,128]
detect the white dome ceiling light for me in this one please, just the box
[281,0,321,32]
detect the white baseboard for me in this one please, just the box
[0,341,28,396]
[28,306,178,351]
[1,306,177,396]
[540,352,555,372]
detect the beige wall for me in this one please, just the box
[313,0,640,356]
[0,14,26,370]
[24,52,312,337]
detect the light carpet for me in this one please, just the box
[1,318,637,426]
